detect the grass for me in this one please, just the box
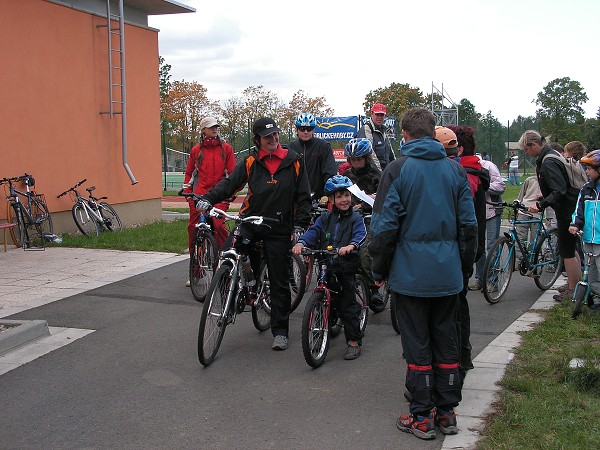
[51,219,189,254]
[478,303,600,449]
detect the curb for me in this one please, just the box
[0,320,50,356]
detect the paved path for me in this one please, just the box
[0,246,558,448]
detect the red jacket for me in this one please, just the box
[183,137,236,196]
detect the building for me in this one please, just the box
[0,0,194,241]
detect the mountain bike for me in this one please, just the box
[482,200,562,304]
[197,207,278,366]
[2,174,53,249]
[572,236,596,319]
[300,247,369,368]
[180,192,219,303]
[57,179,122,235]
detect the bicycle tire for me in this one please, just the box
[32,198,53,237]
[98,202,123,231]
[198,263,233,366]
[301,291,330,368]
[571,281,587,319]
[533,228,563,290]
[7,202,25,248]
[252,262,272,331]
[388,286,401,334]
[72,203,100,236]
[482,236,514,304]
[304,254,314,287]
[355,274,369,335]
[290,253,307,312]
[189,231,219,303]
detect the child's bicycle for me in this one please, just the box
[300,247,369,368]
[197,207,281,366]
[572,235,597,319]
[482,200,562,303]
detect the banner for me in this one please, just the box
[314,116,358,141]
[359,115,397,141]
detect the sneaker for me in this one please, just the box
[553,288,573,302]
[396,413,436,440]
[556,282,570,293]
[435,408,458,435]
[185,279,191,287]
[272,335,288,351]
[468,278,481,290]
[344,342,361,360]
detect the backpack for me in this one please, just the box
[542,151,588,190]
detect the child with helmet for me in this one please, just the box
[569,149,600,309]
[292,175,368,359]
[342,137,383,308]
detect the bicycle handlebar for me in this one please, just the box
[486,199,529,212]
[57,179,87,198]
[0,174,30,184]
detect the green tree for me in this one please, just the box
[158,56,171,100]
[582,107,600,150]
[458,98,480,129]
[363,82,426,120]
[476,111,507,164]
[284,90,334,134]
[535,77,588,143]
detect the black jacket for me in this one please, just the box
[536,146,578,218]
[203,148,311,236]
[343,160,381,213]
[288,137,337,199]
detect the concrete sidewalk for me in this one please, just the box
[0,245,557,449]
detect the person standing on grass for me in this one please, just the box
[369,108,477,441]
[182,116,236,287]
[518,130,581,301]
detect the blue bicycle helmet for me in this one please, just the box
[295,113,317,128]
[324,175,353,195]
[344,138,373,158]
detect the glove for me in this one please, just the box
[292,226,304,244]
[195,198,212,212]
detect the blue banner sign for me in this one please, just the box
[314,116,358,141]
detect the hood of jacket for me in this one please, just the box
[400,137,447,161]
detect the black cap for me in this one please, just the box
[252,117,282,137]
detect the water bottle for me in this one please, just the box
[241,255,255,286]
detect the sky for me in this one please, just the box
[148,0,599,125]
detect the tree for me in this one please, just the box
[582,107,600,150]
[535,77,588,143]
[476,111,506,163]
[457,99,480,129]
[363,83,426,119]
[283,90,334,133]
[158,56,171,100]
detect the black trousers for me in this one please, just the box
[235,224,292,337]
[458,275,473,372]
[329,273,362,345]
[394,292,462,415]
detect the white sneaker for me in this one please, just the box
[468,278,482,290]
[185,279,191,287]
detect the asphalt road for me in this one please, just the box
[0,260,543,449]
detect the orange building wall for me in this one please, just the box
[0,0,162,233]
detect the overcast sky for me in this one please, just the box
[148,0,599,125]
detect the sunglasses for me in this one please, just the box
[298,126,314,132]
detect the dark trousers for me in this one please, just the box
[458,276,473,373]
[395,292,461,415]
[329,273,362,345]
[235,224,291,337]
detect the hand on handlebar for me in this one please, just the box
[292,242,304,255]
[338,245,355,256]
[195,199,212,213]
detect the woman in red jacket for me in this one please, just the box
[182,116,236,285]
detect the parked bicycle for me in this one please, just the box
[57,179,122,235]
[300,247,369,368]
[572,234,596,319]
[197,207,278,366]
[180,191,219,303]
[482,200,562,304]
[2,174,53,249]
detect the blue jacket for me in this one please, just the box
[571,181,600,244]
[368,137,478,297]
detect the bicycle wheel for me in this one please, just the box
[533,228,563,290]
[571,281,588,319]
[301,291,330,368]
[7,202,26,248]
[304,254,314,287]
[98,202,123,231]
[252,262,271,331]
[289,253,307,312]
[482,236,514,304]
[189,231,219,303]
[72,203,100,236]
[355,274,369,335]
[390,289,401,335]
[198,263,233,366]
[32,198,53,237]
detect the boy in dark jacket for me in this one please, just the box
[293,175,367,359]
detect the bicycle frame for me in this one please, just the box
[506,210,549,275]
